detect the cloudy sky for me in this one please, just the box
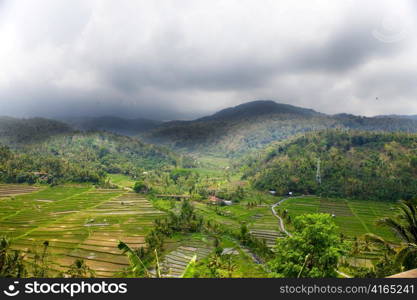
[0,0,416,120]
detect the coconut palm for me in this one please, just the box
[365,200,417,269]
[118,241,197,278]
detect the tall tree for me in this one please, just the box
[268,213,344,278]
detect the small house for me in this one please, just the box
[208,196,232,206]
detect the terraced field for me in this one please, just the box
[0,185,165,277]
[279,196,398,241]
[0,184,41,198]
[158,237,214,277]
[194,201,284,249]
[248,210,284,248]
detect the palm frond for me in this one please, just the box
[394,244,417,267]
[379,217,411,243]
[118,241,150,277]
[180,255,197,278]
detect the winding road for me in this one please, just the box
[271,197,293,237]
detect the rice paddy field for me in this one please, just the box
[0,184,165,277]
[0,183,272,277]
[279,196,398,241]
[0,183,401,277]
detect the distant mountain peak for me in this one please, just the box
[197,100,321,121]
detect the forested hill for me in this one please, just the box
[143,100,417,156]
[0,132,181,185]
[197,100,322,121]
[63,116,163,136]
[242,130,417,201]
[0,116,73,147]
[376,114,417,121]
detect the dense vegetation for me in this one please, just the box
[63,116,162,136]
[143,101,417,156]
[0,132,181,185]
[0,116,72,147]
[244,130,417,201]
[268,214,344,278]
[1,101,417,278]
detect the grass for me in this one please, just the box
[0,184,164,277]
[108,174,135,189]
[0,183,403,277]
[279,196,398,241]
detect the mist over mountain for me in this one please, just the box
[0,116,72,147]
[2,100,417,156]
[62,116,163,136]
[375,114,417,121]
[196,100,322,122]
[141,100,417,155]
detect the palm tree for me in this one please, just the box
[0,237,27,277]
[365,200,417,270]
[118,241,197,278]
[118,241,151,278]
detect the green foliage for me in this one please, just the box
[66,259,96,278]
[0,237,27,278]
[364,199,417,273]
[180,255,197,278]
[190,249,238,278]
[268,214,344,278]
[0,132,179,185]
[246,130,417,201]
[170,168,192,182]
[143,101,417,156]
[237,223,273,260]
[133,181,149,193]
[118,241,151,277]
[0,117,72,146]
[30,241,50,278]
[153,200,204,236]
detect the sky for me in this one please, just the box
[0,0,416,120]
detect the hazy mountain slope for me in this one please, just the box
[63,116,163,136]
[197,100,322,121]
[243,130,417,201]
[0,116,73,147]
[143,100,417,156]
[0,131,180,184]
[376,114,417,121]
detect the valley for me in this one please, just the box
[1,100,417,278]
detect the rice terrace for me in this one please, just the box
[0,184,164,276]
[0,175,409,278]
[1,1,417,282]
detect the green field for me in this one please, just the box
[0,183,403,277]
[108,174,136,189]
[0,184,164,277]
[0,183,267,277]
[279,196,398,241]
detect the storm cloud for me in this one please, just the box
[0,0,416,120]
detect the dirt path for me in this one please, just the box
[271,197,292,237]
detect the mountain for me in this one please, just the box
[0,116,73,147]
[143,100,417,156]
[197,100,322,121]
[62,116,162,136]
[376,114,417,121]
[243,130,417,201]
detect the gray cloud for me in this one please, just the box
[0,0,416,120]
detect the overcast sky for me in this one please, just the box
[0,0,416,120]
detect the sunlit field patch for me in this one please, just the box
[280,196,398,241]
